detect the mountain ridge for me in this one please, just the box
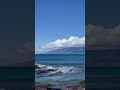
[41,47,85,54]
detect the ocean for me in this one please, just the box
[35,54,85,88]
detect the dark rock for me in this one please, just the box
[35,64,40,69]
[79,80,85,88]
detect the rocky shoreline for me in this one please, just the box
[35,64,85,90]
[35,80,85,90]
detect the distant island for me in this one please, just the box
[40,47,85,54]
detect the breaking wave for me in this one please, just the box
[35,63,81,76]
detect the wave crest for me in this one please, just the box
[35,63,81,76]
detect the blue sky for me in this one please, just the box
[35,0,85,52]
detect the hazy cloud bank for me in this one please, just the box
[37,36,85,53]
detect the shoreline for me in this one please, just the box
[35,80,85,90]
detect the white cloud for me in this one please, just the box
[37,36,85,53]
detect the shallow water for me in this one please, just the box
[35,54,85,88]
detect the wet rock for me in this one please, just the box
[35,84,52,90]
[35,64,40,69]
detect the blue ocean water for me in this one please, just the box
[35,54,85,88]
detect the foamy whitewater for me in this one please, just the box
[35,54,85,88]
[35,63,82,76]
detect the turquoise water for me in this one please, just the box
[35,54,85,65]
[35,54,85,88]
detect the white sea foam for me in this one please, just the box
[35,63,46,68]
[56,66,77,73]
[35,63,80,76]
